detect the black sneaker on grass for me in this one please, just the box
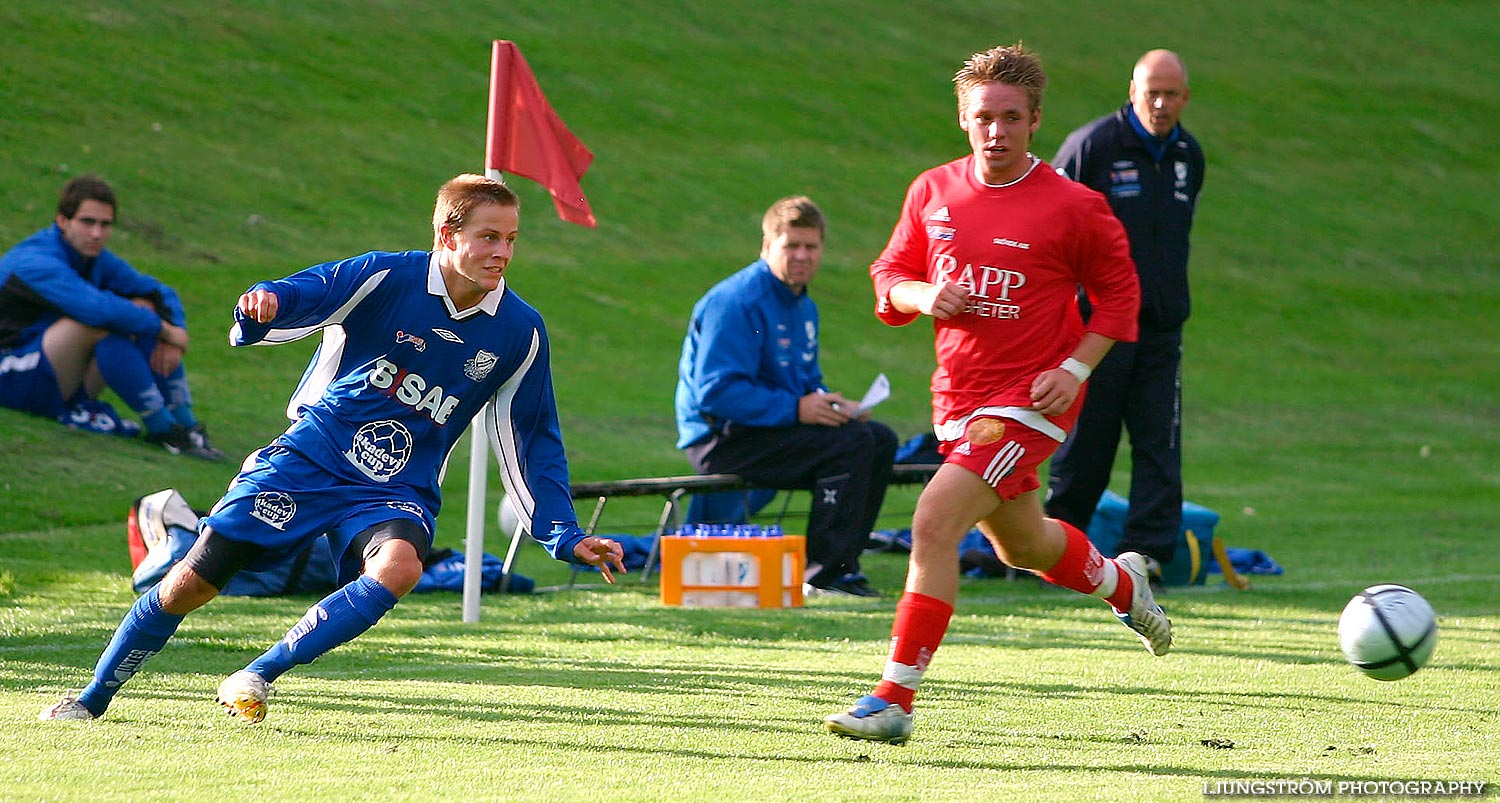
[146,424,227,462]
[806,572,882,598]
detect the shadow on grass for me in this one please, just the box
[50,679,1480,788]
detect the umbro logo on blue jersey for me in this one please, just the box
[431,328,464,344]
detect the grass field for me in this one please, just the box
[2,1,1497,801]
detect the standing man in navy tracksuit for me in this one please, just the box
[1045,49,1206,579]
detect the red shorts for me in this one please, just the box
[938,413,1064,501]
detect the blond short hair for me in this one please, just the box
[953,43,1047,114]
[432,174,519,249]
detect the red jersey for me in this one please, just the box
[871,156,1139,440]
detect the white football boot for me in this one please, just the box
[216,670,273,724]
[1115,552,1174,656]
[38,692,96,721]
[824,695,915,745]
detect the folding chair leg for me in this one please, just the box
[639,488,687,582]
[568,496,609,589]
[773,490,793,527]
[500,520,527,593]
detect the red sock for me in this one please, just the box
[872,592,954,712]
[1040,521,1134,610]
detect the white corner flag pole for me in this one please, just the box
[462,406,490,623]
[460,165,510,623]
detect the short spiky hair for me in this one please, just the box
[761,195,826,240]
[432,173,520,248]
[953,43,1047,114]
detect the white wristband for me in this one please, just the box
[1060,357,1092,383]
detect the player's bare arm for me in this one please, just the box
[888,279,970,319]
[1029,332,1117,416]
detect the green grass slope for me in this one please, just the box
[1,2,1497,800]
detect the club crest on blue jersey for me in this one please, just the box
[394,330,427,351]
[250,491,297,530]
[345,419,414,482]
[464,350,498,381]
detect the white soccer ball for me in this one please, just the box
[1337,584,1437,681]
[496,495,529,535]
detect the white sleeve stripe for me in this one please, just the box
[254,269,390,344]
[285,326,347,420]
[484,328,543,525]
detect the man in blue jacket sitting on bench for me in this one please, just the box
[674,196,896,597]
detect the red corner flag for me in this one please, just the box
[485,40,596,228]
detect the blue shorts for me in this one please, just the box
[203,444,437,583]
[0,336,66,418]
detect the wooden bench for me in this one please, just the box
[500,464,942,586]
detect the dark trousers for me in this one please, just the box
[685,419,897,583]
[1046,328,1183,564]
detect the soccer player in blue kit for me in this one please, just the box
[40,174,627,724]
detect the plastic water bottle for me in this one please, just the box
[723,549,758,607]
[681,550,704,606]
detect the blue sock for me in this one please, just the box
[160,364,198,428]
[94,334,174,434]
[245,575,398,682]
[76,586,185,717]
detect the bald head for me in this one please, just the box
[1135,49,1188,85]
[1129,49,1191,137]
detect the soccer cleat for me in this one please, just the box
[57,400,141,438]
[146,424,227,462]
[216,670,272,724]
[824,695,914,744]
[805,573,882,598]
[186,424,228,462]
[1115,551,1174,656]
[39,692,96,721]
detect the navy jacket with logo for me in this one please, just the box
[1053,104,1205,333]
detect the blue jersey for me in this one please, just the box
[230,250,586,561]
[674,259,824,449]
[0,224,184,349]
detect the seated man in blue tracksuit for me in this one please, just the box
[0,175,223,459]
[675,196,896,597]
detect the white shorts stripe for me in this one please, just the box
[984,441,1025,486]
[935,406,1067,443]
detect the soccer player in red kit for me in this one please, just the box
[824,43,1172,745]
